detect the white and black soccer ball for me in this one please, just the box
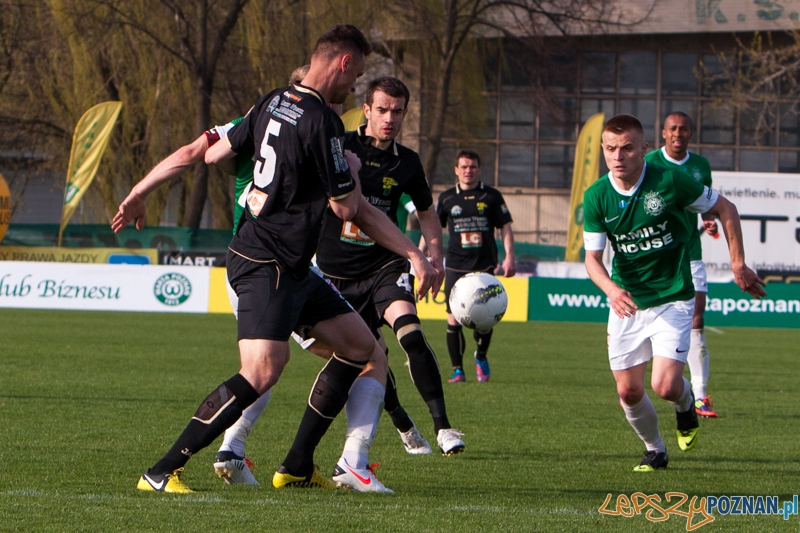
[449,272,508,331]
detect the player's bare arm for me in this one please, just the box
[500,224,516,277]
[205,137,236,165]
[704,195,766,299]
[112,134,210,233]
[585,250,637,318]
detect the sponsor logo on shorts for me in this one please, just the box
[154,273,192,306]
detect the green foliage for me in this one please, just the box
[0,309,797,532]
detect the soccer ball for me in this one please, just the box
[449,272,508,331]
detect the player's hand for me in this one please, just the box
[608,285,637,318]
[703,219,718,236]
[428,253,445,295]
[502,257,516,277]
[344,149,361,175]
[111,191,147,233]
[732,263,767,299]
[410,252,438,300]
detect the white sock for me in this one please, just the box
[622,394,665,453]
[687,328,709,399]
[341,377,385,469]
[217,390,271,457]
[670,377,694,413]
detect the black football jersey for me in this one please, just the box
[226,84,355,276]
[316,126,432,279]
[436,182,513,271]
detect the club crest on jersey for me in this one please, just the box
[451,205,462,216]
[382,177,398,196]
[476,202,487,214]
[643,191,665,216]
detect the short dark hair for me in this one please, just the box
[456,149,481,167]
[664,111,694,132]
[365,77,410,109]
[603,114,644,137]
[312,24,371,61]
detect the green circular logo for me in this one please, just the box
[574,204,584,225]
[154,273,192,306]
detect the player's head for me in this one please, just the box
[661,112,694,159]
[455,149,481,189]
[363,77,410,144]
[289,65,310,85]
[601,114,647,183]
[310,24,371,104]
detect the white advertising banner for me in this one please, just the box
[703,172,800,281]
[0,262,209,312]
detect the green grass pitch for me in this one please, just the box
[0,308,797,532]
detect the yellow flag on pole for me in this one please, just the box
[340,108,366,132]
[58,101,123,246]
[565,112,604,262]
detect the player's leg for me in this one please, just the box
[609,308,668,472]
[274,274,375,489]
[650,299,700,452]
[332,335,394,493]
[473,327,493,382]
[214,276,271,485]
[687,261,716,417]
[444,268,467,383]
[384,300,464,456]
[138,261,291,493]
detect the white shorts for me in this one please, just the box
[227,267,317,350]
[691,260,708,293]
[607,299,694,371]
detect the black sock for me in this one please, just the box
[150,373,259,476]
[447,324,465,369]
[395,314,451,433]
[474,328,493,360]
[280,355,364,476]
[426,398,450,434]
[384,368,413,432]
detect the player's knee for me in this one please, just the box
[617,385,644,405]
[366,345,389,375]
[651,375,682,401]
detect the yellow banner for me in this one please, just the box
[565,113,604,262]
[340,108,366,132]
[0,172,10,244]
[0,246,157,264]
[59,102,123,246]
[208,267,529,322]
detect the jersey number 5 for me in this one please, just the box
[254,119,281,188]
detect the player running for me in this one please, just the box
[645,112,719,418]
[314,76,465,465]
[134,24,438,494]
[435,150,515,383]
[583,114,765,472]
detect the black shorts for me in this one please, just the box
[324,259,416,333]
[227,251,353,341]
[444,266,494,313]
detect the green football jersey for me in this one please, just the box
[644,148,712,261]
[583,164,710,309]
[227,117,254,235]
